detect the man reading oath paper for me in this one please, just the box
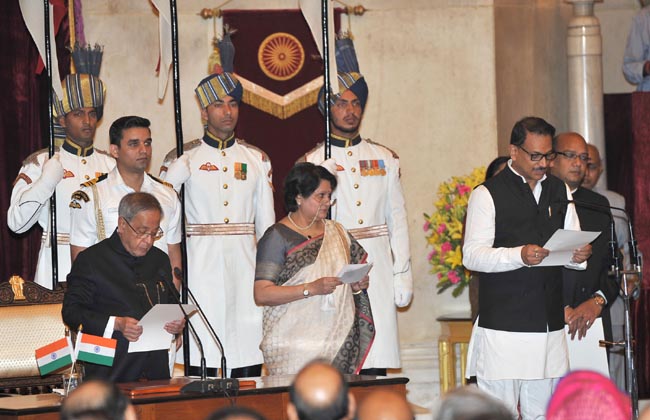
[63,192,185,383]
[462,117,592,420]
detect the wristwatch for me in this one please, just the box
[303,284,310,298]
[592,293,605,307]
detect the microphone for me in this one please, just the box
[561,198,642,285]
[159,269,238,394]
[172,267,238,392]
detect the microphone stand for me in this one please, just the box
[624,215,642,419]
[567,199,640,417]
[173,268,237,393]
[162,273,238,394]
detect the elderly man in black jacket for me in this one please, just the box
[63,192,185,383]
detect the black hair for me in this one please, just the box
[509,116,555,147]
[284,162,338,213]
[109,115,151,145]
[485,156,510,181]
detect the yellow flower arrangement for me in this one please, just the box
[423,167,486,297]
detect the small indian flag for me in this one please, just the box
[35,337,73,376]
[75,332,117,367]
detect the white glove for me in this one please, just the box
[22,153,64,203]
[394,275,413,307]
[164,154,191,191]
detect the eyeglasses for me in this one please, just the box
[121,217,163,241]
[556,151,589,162]
[518,145,557,162]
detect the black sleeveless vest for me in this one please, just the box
[478,167,568,332]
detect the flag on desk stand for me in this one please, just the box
[75,331,117,367]
[35,337,74,376]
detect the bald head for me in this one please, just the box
[60,380,136,420]
[550,132,588,190]
[435,386,512,420]
[582,143,603,190]
[288,361,354,420]
[357,390,413,420]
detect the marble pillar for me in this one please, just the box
[566,0,607,189]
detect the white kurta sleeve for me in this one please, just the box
[462,185,526,273]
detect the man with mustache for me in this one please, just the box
[299,70,412,376]
[463,117,592,419]
[160,70,275,379]
[68,116,182,284]
[7,72,115,289]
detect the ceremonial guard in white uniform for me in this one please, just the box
[300,58,413,372]
[161,69,275,378]
[8,64,114,289]
[69,116,182,272]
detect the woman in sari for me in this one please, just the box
[254,162,374,375]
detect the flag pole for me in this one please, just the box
[43,0,59,289]
[168,0,191,375]
[322,0,331,161]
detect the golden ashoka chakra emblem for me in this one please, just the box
[258,32,305,81]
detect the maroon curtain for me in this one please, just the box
[223,9,340,218]
[0,0,70,283]
[604,92,650,397]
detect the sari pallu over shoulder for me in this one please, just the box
[261,220,374,375]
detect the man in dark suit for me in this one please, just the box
[63,192,185,383]
[549,132,619,341]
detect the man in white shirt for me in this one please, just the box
[463,117,592,419]
[69,116,182,283]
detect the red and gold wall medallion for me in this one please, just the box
[258,32,305,81]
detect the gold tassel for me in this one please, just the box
[242,89,319,120]
[207,36,222,74]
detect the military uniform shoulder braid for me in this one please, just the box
[365,139,400,159]
[94,148,111,157]
[297,142,324,163]
[162,139,202,164]
[237,138,270,162]
[22,147,60,167]
[147,173,174,189]
[81,172,108,188]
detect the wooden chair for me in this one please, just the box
[0,277,66,394]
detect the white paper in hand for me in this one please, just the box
[537,229,601,267]
[337,263,373,284]
[128,304,196,353]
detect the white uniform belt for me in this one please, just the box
[186,223,255,236]
[347,224,389,240]
[41,232,70,245]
